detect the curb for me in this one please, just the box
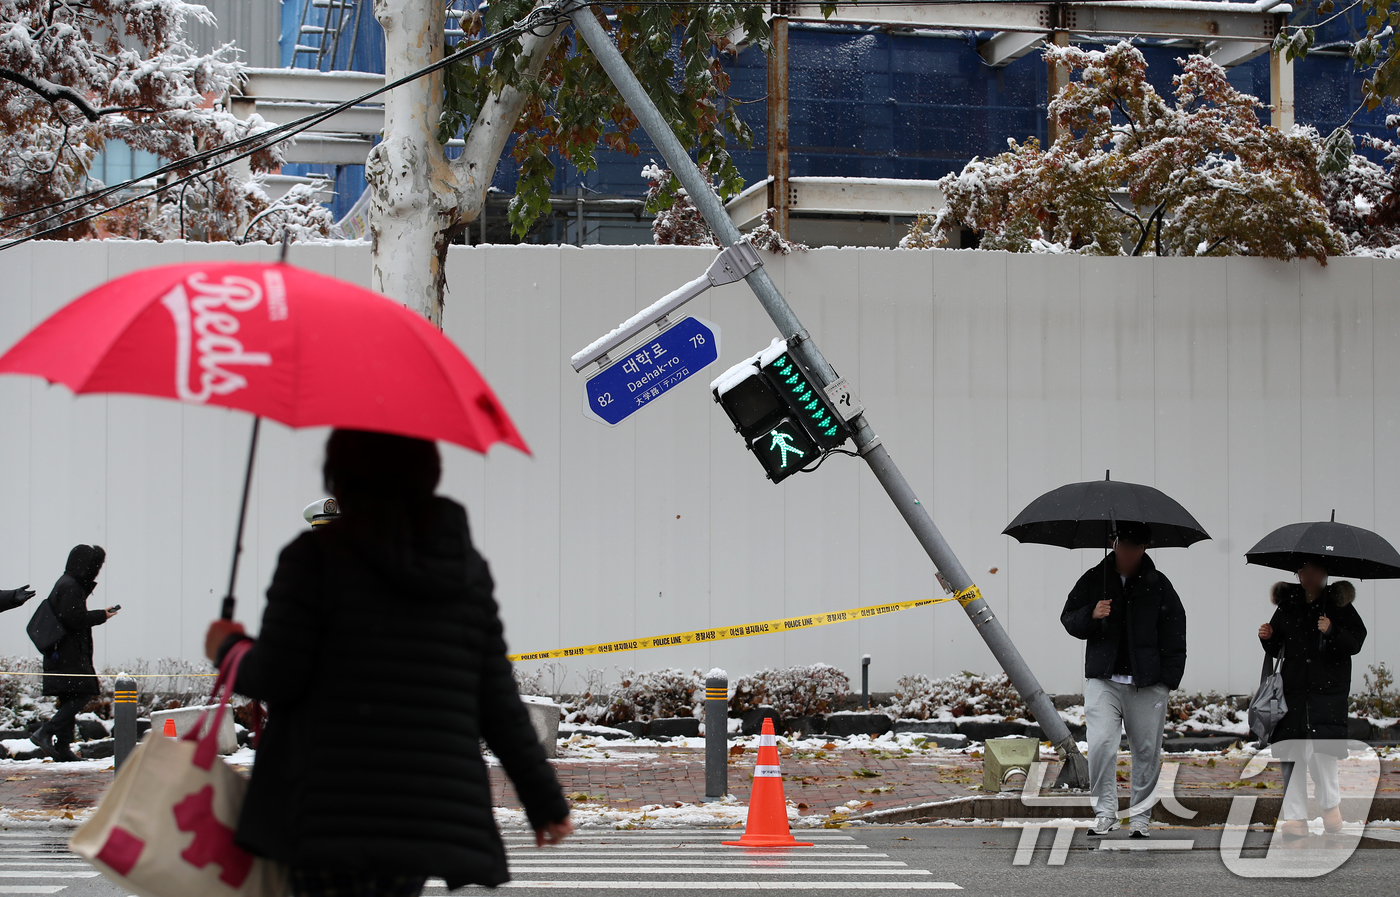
[862,795,1400,826]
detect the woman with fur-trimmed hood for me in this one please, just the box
[1257,561,1367,837]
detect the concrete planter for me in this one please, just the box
[521,696,562,759]
[647,717,699,739]
[824,712,893,737]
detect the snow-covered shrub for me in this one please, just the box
[643,163,719,247]
[885,671,1028,721]
[899,212,939,250]
[513,666,547,697]
[0,656,42,729]
[1166,690,1245,732]
[1352,662,1400,721]
[574,668,704,725]
[729,664,850,719]
[745,208,808,255]
[643,164,807,254]
[918,41,1345,262]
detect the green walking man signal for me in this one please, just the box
[769,429,806,467]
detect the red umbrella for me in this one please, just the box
[0,260,528,617]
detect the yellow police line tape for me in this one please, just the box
[0,586,991,672]
[508,586,985,663]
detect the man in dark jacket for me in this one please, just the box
[1060,523,1187,839]
[205,430,570,897]
[32,545,117,761]
[0,585,36,613]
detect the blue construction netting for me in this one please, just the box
[272,3,1398,226]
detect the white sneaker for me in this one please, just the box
[1088,816,1121,836]
[1129,819,1150,839]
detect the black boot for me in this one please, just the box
[28,726,56,759]
[52,740,78,763]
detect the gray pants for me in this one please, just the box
[1084,677,1168,823]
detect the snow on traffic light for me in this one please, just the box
[711,338,849,483]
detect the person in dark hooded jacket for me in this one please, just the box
[205,430,571,897]
[1258,561,1366,838]
[31,545,117,761]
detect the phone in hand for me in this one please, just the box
[109,605,121,612]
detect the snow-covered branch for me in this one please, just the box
[449,16,564,223]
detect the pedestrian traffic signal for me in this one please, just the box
[759,351,847,449]
[712,339,850,483]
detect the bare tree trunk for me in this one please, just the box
[367,0,455,324]
[368,0,562,325]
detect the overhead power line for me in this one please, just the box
[0,2,572,251]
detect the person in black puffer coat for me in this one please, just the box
[32,545,118,762]
[205,430,571,897]
[1060,523,1187,839]
[1257,561,1366,838]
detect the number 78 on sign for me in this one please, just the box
[583,316,721,426]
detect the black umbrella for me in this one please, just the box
[1244,511,1400,579]
[1004,471,1210,549]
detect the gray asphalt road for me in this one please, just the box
[12,823,1399,897]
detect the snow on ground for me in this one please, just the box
[494,795,844,830]
[0,809,88,830]
[0,751,113,772]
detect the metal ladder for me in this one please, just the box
[293,0,365,71]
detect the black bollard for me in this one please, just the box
[113,675,137,771]
[861,654,870,710]
[704,671,728,801]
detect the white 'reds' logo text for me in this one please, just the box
[161,272,284,403]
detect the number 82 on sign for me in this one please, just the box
[583,316,721,426]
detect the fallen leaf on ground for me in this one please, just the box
[853,768,881,778]
[859,786,895,793]
[729,745,745,755]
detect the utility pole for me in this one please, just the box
[766,10,791,239]
[563,0,1088,789]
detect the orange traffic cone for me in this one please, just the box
[723,717,813,847]
[162,718,177,737]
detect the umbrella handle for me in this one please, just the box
[222,416,262,621]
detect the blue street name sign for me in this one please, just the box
[584,316,720,426]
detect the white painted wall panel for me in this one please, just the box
[1152,257,1232,692]
[0,242,1395,701]
[930,250,1010,677]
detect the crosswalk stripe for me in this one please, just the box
[500,831,853,835]
[501,840,864,847]
[0,888,67,894]
[484,868,931,876]
[442,882,962,890]
[498,828,851,834]
[506,856,907,862]
[0,866,87,870]
[505,852,887,858]
[0,874,93,880]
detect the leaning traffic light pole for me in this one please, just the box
[563,0,1089,789]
